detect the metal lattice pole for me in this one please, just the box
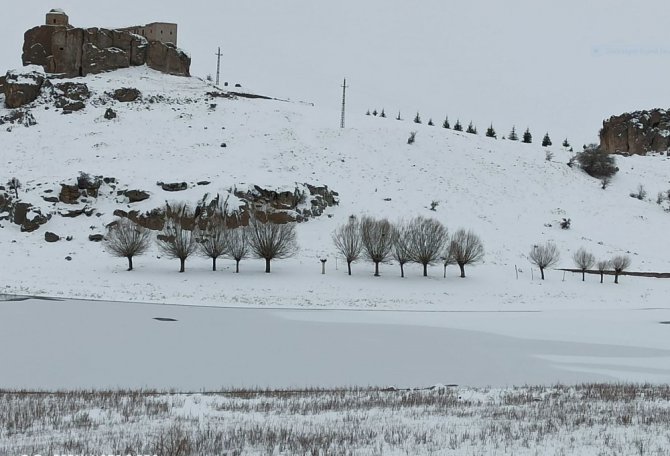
[215,47,222,86]
[340,78,348,129]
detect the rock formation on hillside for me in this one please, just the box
[600,109,670,155]
[21,10,190,78]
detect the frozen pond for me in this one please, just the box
[1,297,669,390]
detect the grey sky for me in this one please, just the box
[2,1,669,145]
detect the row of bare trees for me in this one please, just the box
[333,215,484,278]
[529,241,632,283]
[105,203,298,273]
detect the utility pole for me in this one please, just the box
[340,78,348,129]
[215,47,222,86]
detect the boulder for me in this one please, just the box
[59,184,81,204]
[112,87,141,102]
[42,196,59,203]
[54,82,89,101]
[45,231,60,242]
[12,202,50,232]
[3,67,45,108]
[104,107,117,119]
[88,234,104,242]
[146,41,190,76]
[600,109,670,155]
[124,190,150,203]
[60,101,85,113]
[161,182,188,192]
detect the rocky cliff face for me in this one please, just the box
[600,109,670,155]
[22,25,190,78]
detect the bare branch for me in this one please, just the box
[360,216,395,277]
[529,242,560,280]
[449,228,484,278]
[610,255,631,284]
[407,216,448,277]
[156,203,200,273]
[332,215,363,276]
[247,215,298,273]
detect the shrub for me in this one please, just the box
[576,145,618,179]
[7,177,21,198]
[407,131,417,144]
[414,112,422,124]
[559,218,571,229]
[629,184,647,200]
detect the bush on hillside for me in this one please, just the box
[576,144,618,179]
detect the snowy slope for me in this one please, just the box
[2,67,670,312]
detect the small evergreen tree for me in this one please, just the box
[380,109,386,118]
[542,132,552,147]
[414,112,422,124]
[428,118,434,126]
[372,109,378,116]
[485,124,497,138]
[466,122,477,134]
[562,138,570,148]
[453,119,463,131]
[396,111,402,120]
[508,126,518,141]
[522,128,532,144]
[366,109,371,116]
[442,116,450,129]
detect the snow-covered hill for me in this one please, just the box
[2,67,670,311]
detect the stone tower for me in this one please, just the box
[46,8,69,26]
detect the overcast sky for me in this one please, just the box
[3,1,669,146]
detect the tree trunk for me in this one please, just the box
[14,188,18,199]
[374,261,380,277]
[265,258,271,273]
[614,272,619,284]
[540,267,545,280]
[400,263,405,278]
[212,257,217,271]
[582,270,585,281]
[600,272,604,283]
[458,263,466,278]
[443,265,447,278]
[347,261,352,276]
[235,259,240,273]
[127,256,133,271]
[179,258,185,273]
[423,263,428,277]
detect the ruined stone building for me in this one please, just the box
[21,10,190,78]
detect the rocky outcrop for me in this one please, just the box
[600,109,670,155]
[122,190,150,203]
[22,24,189,78]
[146,42,190,76]
[0,110,37,128]
[3,67,45,108]
[12,202,50,232]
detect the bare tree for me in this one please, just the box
[407,216,449,277]
[597,259,609,284]
[391,221,412,278]
[449,229,484,278]
[360,216,395,277]
[611,255,631,284]
[332,216,363,276]
[441,246,456,278]
[225,225,250,273]
[572,248,595,281]
[529,242,560,280]
[104,218,151,271]
[7,177,21,199]
[156,203,200,273]
[247,216,298,273]
[199,213,228,271]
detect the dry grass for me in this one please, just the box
[2,383,670,455]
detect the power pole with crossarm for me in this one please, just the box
[215,47,222,86]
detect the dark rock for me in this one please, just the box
[3,68,45,108]
[88,234,104,242]
[112,87,141,102]
[54,82,90,101]
[600,109,670,155]
[113,209,128,218]
[65,256,72,261]
[220,143,227,148]
[0,110,37,128]
[61,101,85,113]
[45,231,60,242]
[12,202,50,232]
[124,189,150,203]
[103,177,117,184]
[197,181,210,186]
[59,184,81,204]
[146,41,190,76]
[60,207,91,218]
[160,182,188,192]
[104,107,117,119]
[42,196,59,203]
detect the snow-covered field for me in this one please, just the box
[3,385,670,455]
